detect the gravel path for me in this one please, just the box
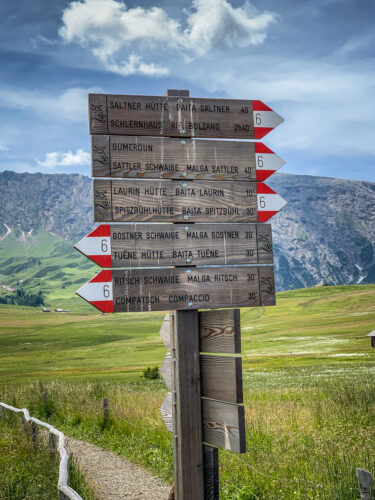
[66,437,171,500]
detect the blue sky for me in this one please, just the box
[0,0,374,181]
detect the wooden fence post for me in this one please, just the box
[103,398,109,422]
[49,431,58,455]
[357,468,372,500]
[173,309,205,500]
[31,421,39,450]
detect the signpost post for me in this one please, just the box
[76,88,285,499]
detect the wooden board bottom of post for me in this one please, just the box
[76,265,275,312]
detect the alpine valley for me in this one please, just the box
[0,170,374,310]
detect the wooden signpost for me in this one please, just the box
[74,223,273,268]
[76,266,275,313]
[76,88,285,499]
[89,94,284,139]
[93,179,286,223]
[91,135,285,181]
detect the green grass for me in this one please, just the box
[0,411,96,500]
[0,228,97,311]
[1,284,375,498]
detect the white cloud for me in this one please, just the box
[59,0,278,76]
[0,143,10,152]
[36,149,90,169]
[0,86,100,122]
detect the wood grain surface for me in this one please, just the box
[199,309,241,354]
[161,394,246,453]
[202,399,246,453]
[110,266,275,312]
[160,352,173,391]
[200,355,243,404]
[161,309,241,354]
[91,135,258,181]
[89,94,259,139]
[203,445,219,500]
[173,310,205,500]
[161,353,242,403]
[159,314,171,350]
[106,223,273,267]
[160,392,173,432]
[93,179,258,223]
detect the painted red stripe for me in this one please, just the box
[90,255,112,267]
[254,127,274,139]
[258,211,278,222]
[252,100,272,112]
[90,270,112,283]
[257,183,276,195]
[256,170,274,182]
[89,225,110,237]
[255,142,275,154]
[91,300,114,313]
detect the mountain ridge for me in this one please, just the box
[0,170,374,292]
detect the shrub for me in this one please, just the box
[143,366,160,380]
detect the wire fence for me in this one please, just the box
[0,401,83,500]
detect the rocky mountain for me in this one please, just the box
[0,170,374,291]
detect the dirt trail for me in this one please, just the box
[66,436,171,500]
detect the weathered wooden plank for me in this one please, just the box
[357,468,372,500]
[256,224,274,264]
[161,309,241,355]
[202,399,246,453]
[173,310,204,499]
[160,392,173,432]
[93,179,259,223]
[161,394,246,454]
[200,355,243,404]
[199,309,241,354]
[160,352,173,391]
[159,314,171,350]
[203,445,219,500]
[259,266,276,306]
[91,135,284,181]
[89,94,108,135]
[88,94,283,139]
[161,352,242,403]
[75,223,274,268]
[93,179,286,223]
[76,266,275,313]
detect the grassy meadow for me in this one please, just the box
[1,284,375,498]
[0,411,96,500]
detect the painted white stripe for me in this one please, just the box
[76,281,113,302]
[253,111,284,129]
[257,193,287,212]
[74,236,111,256]
[255,153,286,172]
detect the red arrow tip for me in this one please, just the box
[89,225,111,237]
[252,100,273,112]
[91,301,114,313]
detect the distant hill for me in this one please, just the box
[0,170,374,307]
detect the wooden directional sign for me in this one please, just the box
[74,223,273,268]
[199,309,241,354]
[161,394,246,453]
[94,179,286,223]
[202,399,246,454]
[160,392,174,432]
[160,310,241,355]
[92,135,285,182]
[76,266,275,313]
[89,94,284,140]
[161,353,243,404]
